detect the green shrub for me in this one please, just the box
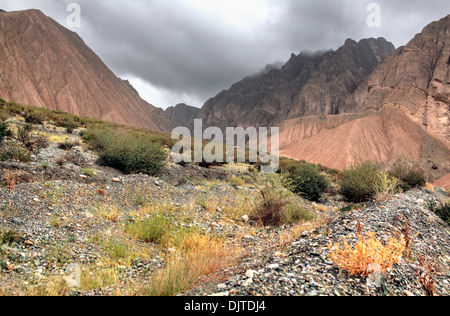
[251,175,314,226]
[339,161,381,203]
[287,163,330,201]
[0,229,21,245]
[372,171,402,201]
[25,112,45,125]
[0,121,12,144]
[59,120,77,134]
[0,141,32,163]
[389,159,427,190]
[429,200,450,225]
[126,215,171,244]
[17,124,33,148]
[83,128,166,176]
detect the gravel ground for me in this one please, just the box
[183,189,450,297]
[0,121,449,296]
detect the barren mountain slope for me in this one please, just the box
[276,106,450,180]
[0,9,174,132]
[434,173,450,190]
[354,14,450,148]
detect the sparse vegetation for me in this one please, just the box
[0,141,32,163]
[328,224,406,276]
[389,159,428,191]
[372,171,402,202]
[0,229,22,245]
[286,163,330,201]
[25,112,44,125]
[83,127,167,176]
[251,174,315,226]
[126,214,172,245]
[0,121,12,144]
[428,200,450,225]
[81,167,94,177]
[338,161,380,203]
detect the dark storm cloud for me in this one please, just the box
[2,0,450,108]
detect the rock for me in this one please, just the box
[112,178,121,183]
[11,217,23,225]
[415,199,425,205]
[241,215,249,223]
[245,270,257,279]
[268,264,280,270]
[210,291,229,297]
[241,278,253,287]
[217,283,227,290]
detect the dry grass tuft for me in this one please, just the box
[328,227,406,277]
[133,234,239,296]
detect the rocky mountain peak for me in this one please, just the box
[196,37,395,129]
[359,13,450,147]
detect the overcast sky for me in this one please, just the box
[2,0,450,109]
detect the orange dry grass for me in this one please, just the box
[424,183,435,192]
[329,231,406,277]
[135,234,240,296]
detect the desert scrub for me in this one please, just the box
[329,226,406,277]
[251,174,314,226]
[229,175,245,187]
[16,123,33,149]
[372,171,402,202]
[125,215,172,245]
[81,167,94,177]
[339,161,381,203]
[0,229,22,245]
[286,163,330,201]
[0,140,32,163]
[428,200,450,225]
[83,127,166,176]
[24,111,45,125]
[0,121,12,144]
[389,159,427,191]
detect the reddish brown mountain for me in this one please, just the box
[355,14,450,148]
[0,9,174,132]
[433,173,450,190]
[196,38,395,130]
[274,15,450,179]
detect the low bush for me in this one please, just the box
[25,112,45,125]
[125,215,171,244]
[0,141,32,163]
[372,171,402,202]
[287,163,330,201]
[0,121,12,144]
[251,175,314,226]
[16,124,33,148]
[0,229,22,245]
[329,229,406,277]
[389,159,427,190]
[339,162,381,202]
[83,127,166,176]
[428,200,450,225]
